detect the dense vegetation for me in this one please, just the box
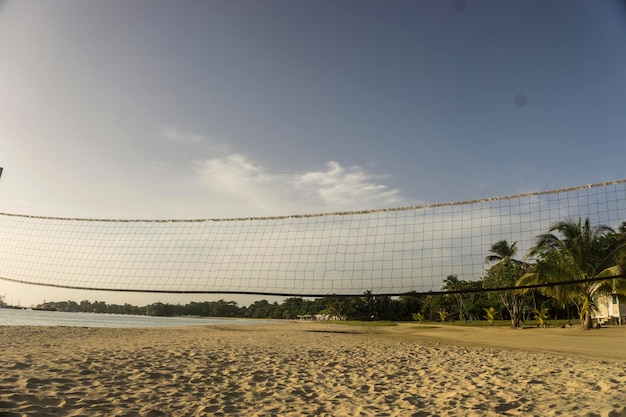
[30,217,626,329]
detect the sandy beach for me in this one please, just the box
[1,322,625,417]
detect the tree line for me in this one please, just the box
[484,217,626,330]
[39,285,575,324]
[41,217,626,330]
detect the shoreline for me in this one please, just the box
[2,323,625,416]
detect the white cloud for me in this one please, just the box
[191,140,405,216]
[195,153,285,215]
[295,161,401,208]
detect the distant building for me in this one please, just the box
[594,293,626,325]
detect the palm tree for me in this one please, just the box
[485,240,517,263]
[519,218,626,330]
[422,292,442,322]
[327,298,348,320]
[484,240,530,327]
[443,274,466,322]
[361,290,375,320]
[485,240,531,268]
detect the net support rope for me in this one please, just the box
[1,179,625,296]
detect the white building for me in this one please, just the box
[594,293,626,325]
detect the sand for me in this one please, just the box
[1,322,625,417]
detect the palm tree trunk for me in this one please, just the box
[581,296,593,330]
[583,310,593,330]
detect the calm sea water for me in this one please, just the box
[0,308,271,328]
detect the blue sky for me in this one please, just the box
[1,0,626,306]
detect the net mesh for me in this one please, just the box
[1,179,625,296]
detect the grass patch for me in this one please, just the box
[310,319,575,328]
[443,320,514,327]
[319,320,398,327]
[414,319,574,328]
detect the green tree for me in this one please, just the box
[484,240,530,328]
[281,298,305,319]
[462,279,490,321]
[245,300,271,318]
[397,292,423,321]
[519,218,626,330]
[327,297,350,320]
[443,275,465,321]
[422,292,444,322]
[361,290,375,320]
[442,275,485,321]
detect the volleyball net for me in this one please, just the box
[1,179,625,296]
